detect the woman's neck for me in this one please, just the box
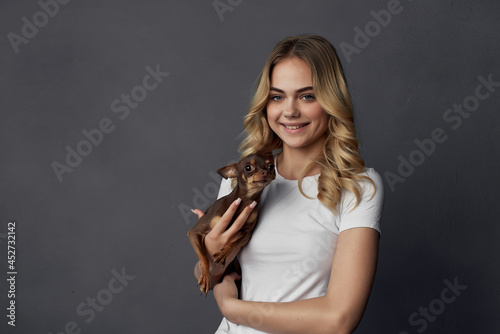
[276,145,323,180]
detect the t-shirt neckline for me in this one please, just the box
[274,155,320,182]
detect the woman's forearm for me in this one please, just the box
[222,296,353,334]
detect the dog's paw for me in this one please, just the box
[213,251,227,266]
[198,274,210,296]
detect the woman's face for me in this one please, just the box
[266,57,329,154]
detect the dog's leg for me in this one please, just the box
[213,231,252,265]
[187,230,211,295]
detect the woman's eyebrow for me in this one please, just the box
[269,86,314,94]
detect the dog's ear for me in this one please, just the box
[217,163,238,179]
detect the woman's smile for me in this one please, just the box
[281,122,309,131]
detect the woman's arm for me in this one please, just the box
[214,227,379,334]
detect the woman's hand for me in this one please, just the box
[213,272,241,319]
[192,198,256,284]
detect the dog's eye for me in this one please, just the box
[245,165,254,172]
[268,164,275,172]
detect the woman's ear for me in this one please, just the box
[217,163,239,179]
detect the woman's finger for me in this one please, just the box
[224,271,241,282]
[210,198,242,235]
[224,201,256,236]
[191,208,205,219]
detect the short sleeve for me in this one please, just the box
[217,177,234,199]
[338,168,384,234]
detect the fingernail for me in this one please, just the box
[249,201,257,209]
[234,198,242,205]
[191,209,196,214]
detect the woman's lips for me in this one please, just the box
[280,123,309,132]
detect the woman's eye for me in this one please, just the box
[301,94,315,101]
[270,95,283,101]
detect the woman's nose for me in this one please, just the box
[283,100,300,118]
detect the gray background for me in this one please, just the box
[1,0,499,333]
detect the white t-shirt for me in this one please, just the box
[214,165,384,334]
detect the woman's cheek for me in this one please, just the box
[266,106,280,133]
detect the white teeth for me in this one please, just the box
[284,124,306,130]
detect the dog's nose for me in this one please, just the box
[260,170,268,177]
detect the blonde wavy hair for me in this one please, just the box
[239,35,375,212]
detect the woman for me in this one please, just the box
[193,34,384,334]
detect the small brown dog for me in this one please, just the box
[187,153,275,295]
